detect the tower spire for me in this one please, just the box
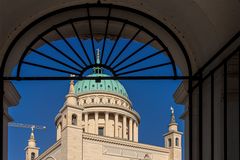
[168,106,178,132]
[163,106,182,160]
[69,74,75,94]
[170,106,176,124]
[96,48,100,64]
[25,126,39,160]
[93,48,103,74]
[30,126,35,140]
[64,74,77,106]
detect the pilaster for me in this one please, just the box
[114,113,119,137]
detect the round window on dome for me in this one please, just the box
[92,85,95,87]
[115,87,117,90]
[108,85,110,88]
[84,86,87,89]
[100,84,103,87]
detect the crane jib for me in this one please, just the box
[8,122,46,130]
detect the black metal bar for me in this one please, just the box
[109,29,141,67]
[3,75,198,81]
[0,4,200,159]
[116,62,171,76]
[54,28,88,67]
[211,72,215,160]
[199,73,203,160]
[87,7,96,64]
[40,37,83,69]
[0,3,193,80]
[188,77,193,160]
[239,51,240,158]
[224,62,227,160]
[113,38,155,69]
[0,79,3,160]
[30,48,82,73]
[14,16,183,79]
[105,22,126,65]
[115,49,165,73]
[192,46,240,91]
[22,61,80,75]
[71,22,92,65]
[100,7,111,64]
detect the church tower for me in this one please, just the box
[56,79,83,160]
[25,128,39,160]
[164,106,182,160]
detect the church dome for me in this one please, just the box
[74,73,128,98]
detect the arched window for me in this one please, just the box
[58,122,62,132]
[72,114,77,125]
[175,137,179,146]
[31,152,35,160]
[168,138,172,147]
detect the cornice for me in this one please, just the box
[173,81,188,105]
[77,91,132,102]
[3,110,13,122]
[77,92,132,106]
[3,80,21,107]
[163,130,183,137]
[82,132,169,153]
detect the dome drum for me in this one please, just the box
[81,110,139,141]
[77,93,132,110]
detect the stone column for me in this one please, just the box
[105,112,109,136]
[114,113,119,137]
[133,121,138,142]
[123,115,127,139]
[84,113,88,132]
[129,118,133,141]
[95,112,99,134]
[136,124,139,142]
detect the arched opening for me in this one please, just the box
[71,114,77,126]
[31,152,35,160]
[1,2,239,160]
[168,138,172,147]
[1,3,196,160]
[176,137,179,146]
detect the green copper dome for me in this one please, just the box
[74,49,128,98]
[74,73,128,98]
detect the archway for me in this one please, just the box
[1,2,198,160]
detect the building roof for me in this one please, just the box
[74,73,128,98]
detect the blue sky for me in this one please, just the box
[8,38,185,160]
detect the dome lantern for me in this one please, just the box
[74,49,128,98]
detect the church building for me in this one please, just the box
[24,54,182,160]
